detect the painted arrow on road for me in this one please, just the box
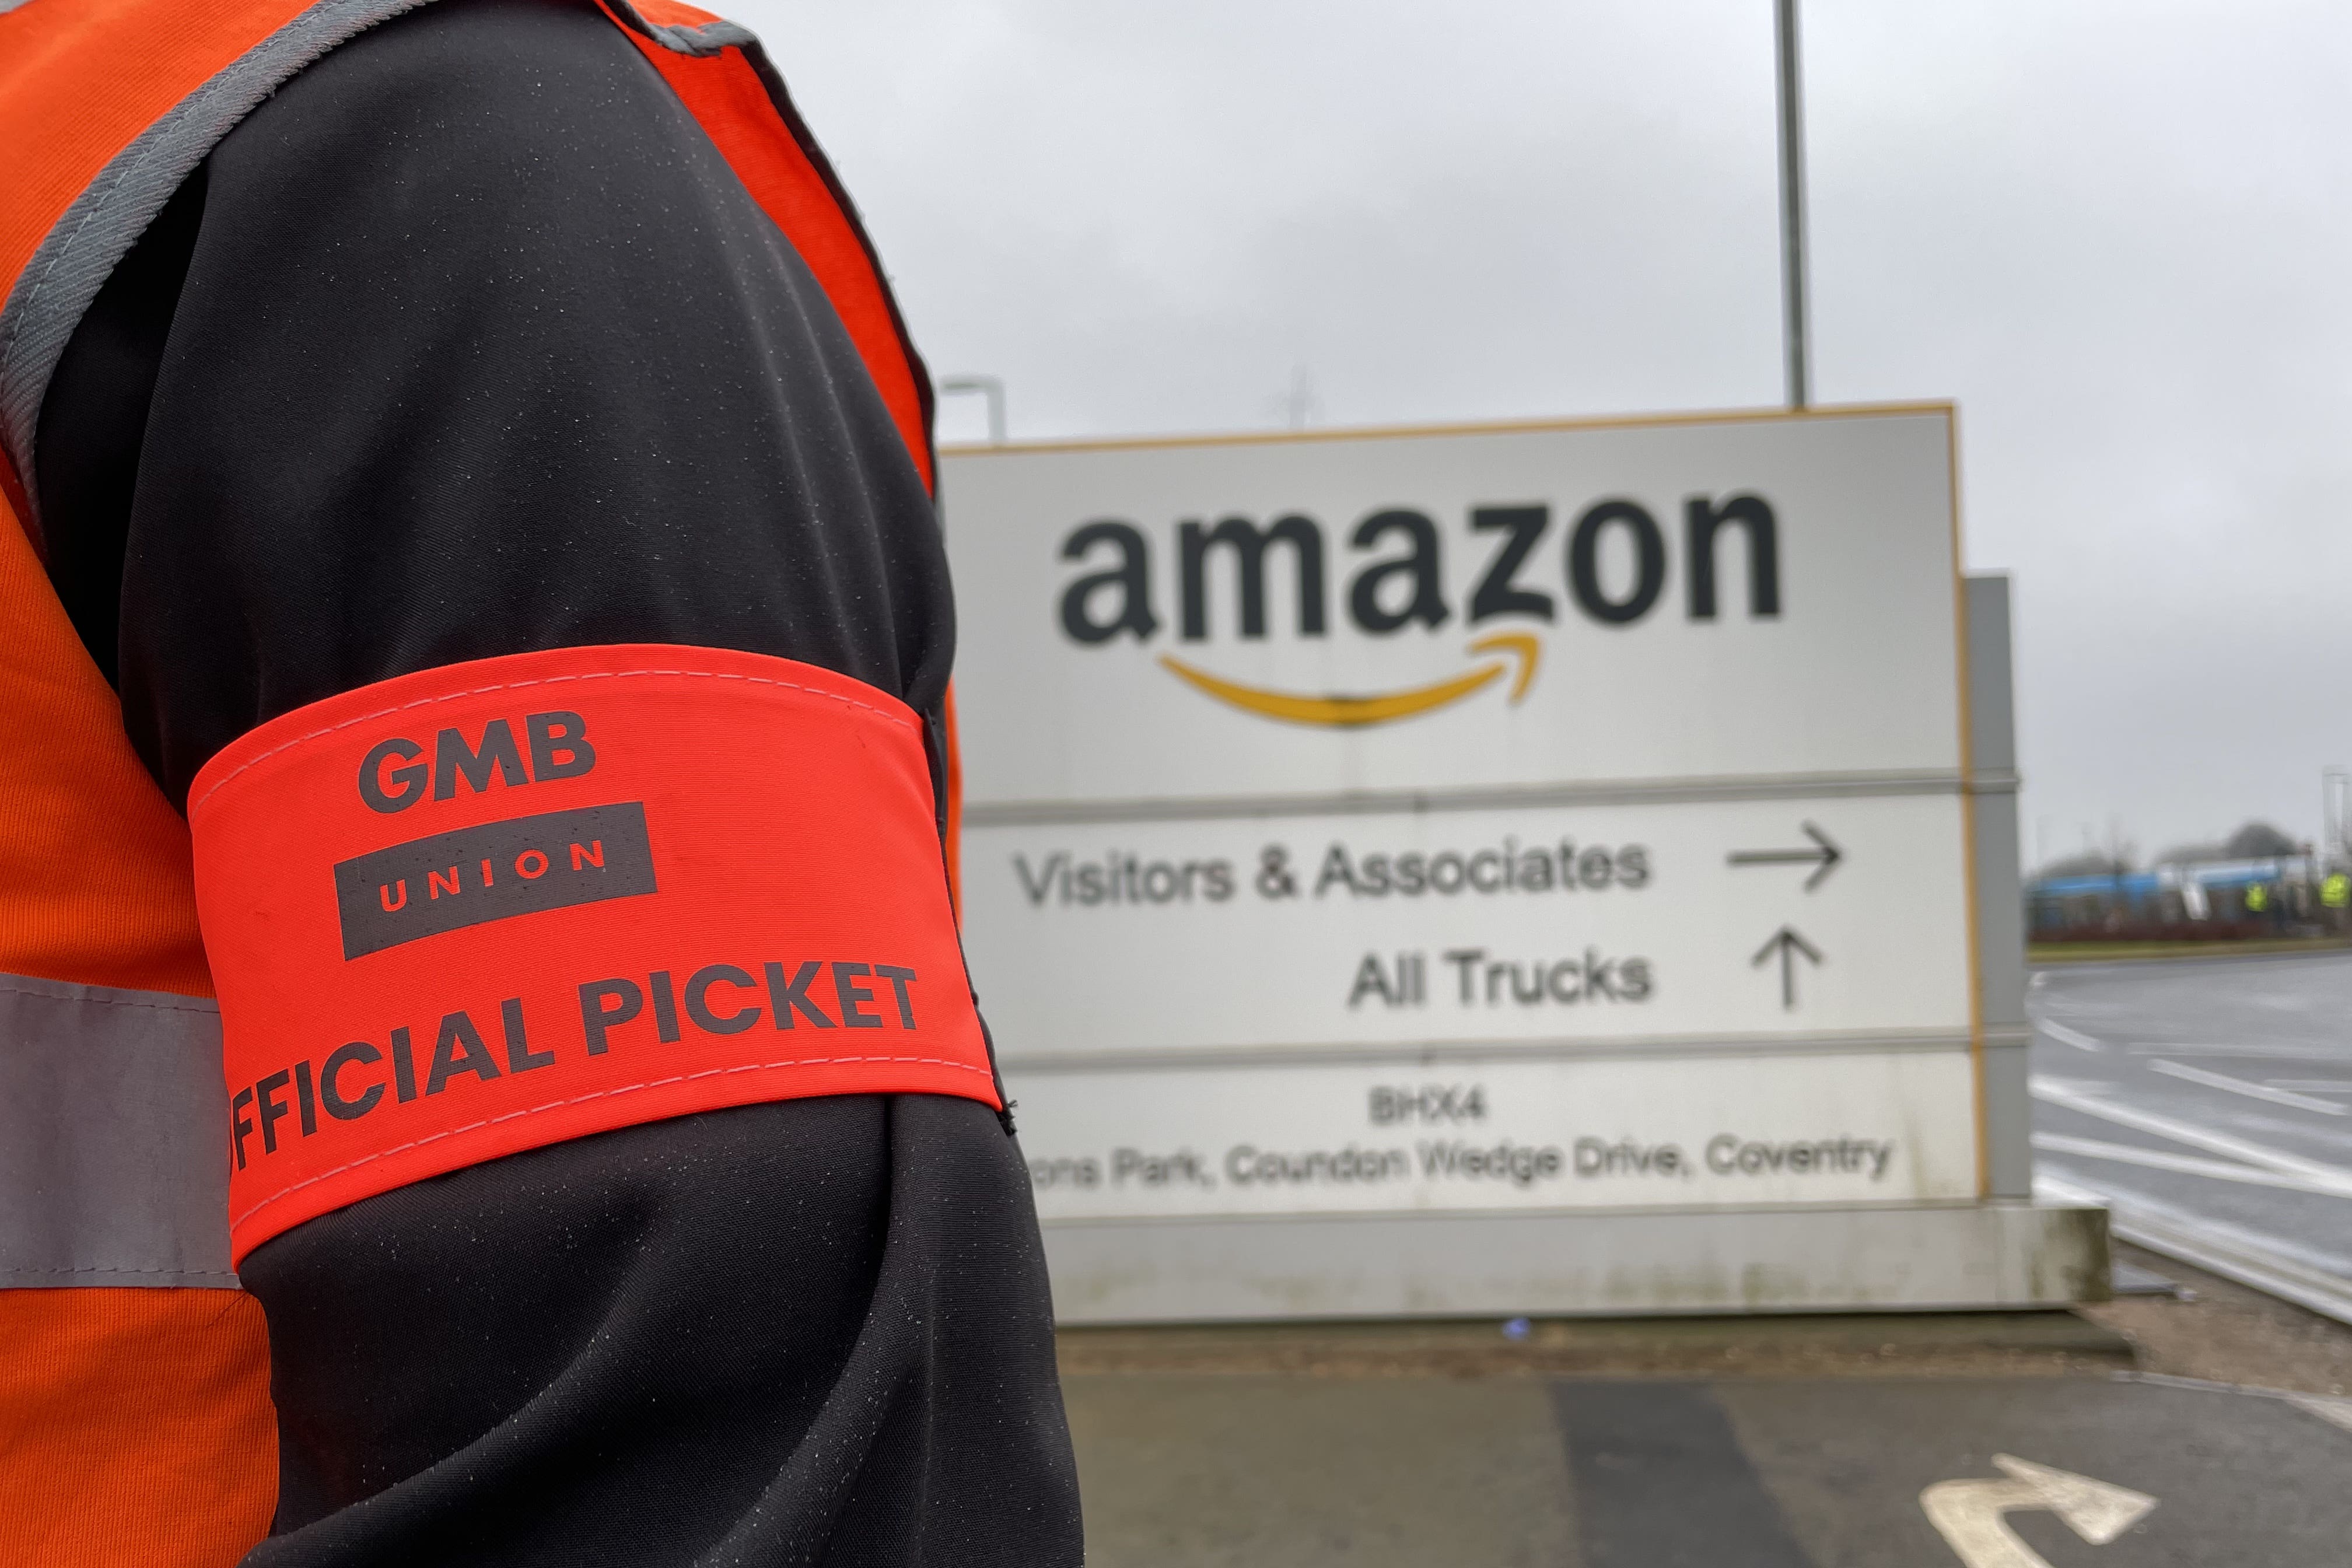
[1922,1454,2156,1568]
[1751,925,1822,1010]
[1728,821,1844,890]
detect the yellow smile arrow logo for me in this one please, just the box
[1158,633,1540,729]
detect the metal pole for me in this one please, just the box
[939,375,1007,443]
[1774,0,1811,410]
[2324,766,2349,862]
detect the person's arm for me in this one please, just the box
[36,1,1079,1559]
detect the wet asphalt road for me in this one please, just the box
[2028,951,2352,1314]
[1066,1373,2352,1566]
[1055,951,2352,1564]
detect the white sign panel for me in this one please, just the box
[1016,1052,1978,1219]
[941,407,1980,1221]
[948,409,1962,808]
[963,793,1969,1056]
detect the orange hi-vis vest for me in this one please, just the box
[0,4,979,1561]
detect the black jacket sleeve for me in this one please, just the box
[33,2,1080,1562]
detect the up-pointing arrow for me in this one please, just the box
[1921,1454,2157,1568]
[1751,925,1823,1010]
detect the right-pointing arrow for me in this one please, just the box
[1921,1454,2157,1568]
[1751,925,1823,1010]
[1727,821,1845,890]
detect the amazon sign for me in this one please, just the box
[1054,495,1779,728]
[942,405,1975,1056]
[944,411,1965,810]
[937,408,2037,1318]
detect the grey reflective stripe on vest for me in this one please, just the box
[605,1,754,58]
[0,971,235,1287]
[0,0,438,548]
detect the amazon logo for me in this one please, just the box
[1055,494,1782,727]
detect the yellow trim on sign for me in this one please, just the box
[1158,635,1539,729]
[940,400,1958,459]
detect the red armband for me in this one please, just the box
[188,645,996,1264]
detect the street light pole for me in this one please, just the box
[939,374,1007,444]
[1774,0,1811,410]
[2324,766,2350,863]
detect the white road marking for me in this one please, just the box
[2033,1135,2352,1195]
[2036,1171,2352,1326]
[2267,1080,2352,1094]
[1920,1455,2156,1568]
[2290,1394,2352,1438]
[2030,1076,2352,1192]
[2123,1041,2352,1065]
[2035,1019,2104,1052]
[2108,1373,2352,1442]
[2149,1059,2348,1115]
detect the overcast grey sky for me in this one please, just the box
[737,0,2352,866]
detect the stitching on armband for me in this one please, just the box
[230,1053,994,1231]
[190,666,919,820]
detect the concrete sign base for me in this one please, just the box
[1042,1200,2110,1323]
